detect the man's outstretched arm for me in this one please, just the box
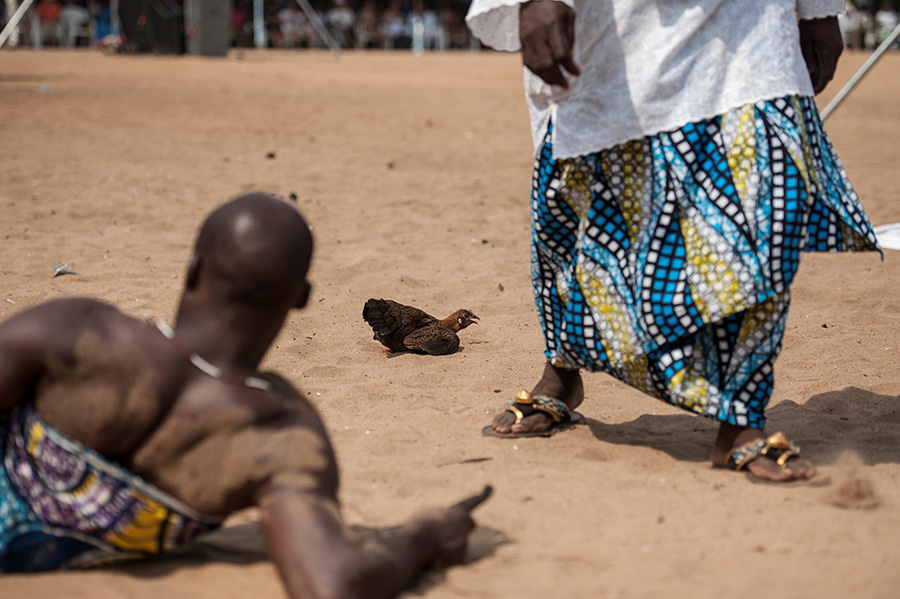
[258,483,490,599]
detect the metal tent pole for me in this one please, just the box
[253,0,265,48]
[3,0,20,46]
[0,0,36,49]
[112,0,121,36]
[294,0,341,57]
[821,21,900,122]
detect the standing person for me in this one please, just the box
[355,0,380,49]
[466,1,880,482]
[327,0,356,49]
[0,193,490,597]
[30,0,61,47]
[381,0,410,49]
[874,1,900,45]
[59,0,91,48]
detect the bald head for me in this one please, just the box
[190,194,313,309]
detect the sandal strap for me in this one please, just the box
[505,390,571,424]
[726,431,800,470]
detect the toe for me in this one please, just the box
[746,457,793,482]
[491,411,515,433]
[510,413,552,434]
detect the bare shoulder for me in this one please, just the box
[1,297,119,337]
[18,297,119,319]
[0,297,139,361]
[0,298,120,367]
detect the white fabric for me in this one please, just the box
[797,0,845,20]
[466,0,845,159]
[873,223,900,251]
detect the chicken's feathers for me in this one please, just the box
[403,324,460,355]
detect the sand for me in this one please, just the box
[1,48,900,599]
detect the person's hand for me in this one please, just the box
[425,486,493,568]
[520,0,580,88]
[798,16,843,94]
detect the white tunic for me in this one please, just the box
[466,0,845,159]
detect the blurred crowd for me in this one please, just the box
[0,0,477,51]
[231,0,476,50]
[1,0,117,48]
[840,0,900,49]
[4,0,898,53]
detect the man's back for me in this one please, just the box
[1,296,334,518]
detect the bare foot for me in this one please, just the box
[491,362,583,435]
[711,423,816,482]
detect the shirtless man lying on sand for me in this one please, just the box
[0,193,490,598]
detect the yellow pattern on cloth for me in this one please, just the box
[0,403,221,572]
[681,216,749,321]
[735,294,779,351]
[105,491,174,553]
[668,366,712,413]
[724,105,758,204]
[619,141,648,244]
[554,159,593,307]
[576,264,635,367]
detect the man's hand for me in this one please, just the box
[426,485,493,568]
[261,484,492,599]
[520,0,580,88]
[798,16,843,94]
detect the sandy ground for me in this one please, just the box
[1,47,900,599]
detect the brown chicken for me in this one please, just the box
[362,298,479,355]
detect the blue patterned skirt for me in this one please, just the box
[531,96,879,428]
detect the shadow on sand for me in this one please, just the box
[583,387,900,466]
[113,519,509,592]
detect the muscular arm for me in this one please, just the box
[261,488,433,599]
[251,415,487,599]
[260,486,489,599]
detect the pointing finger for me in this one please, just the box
[452,485,494,513]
